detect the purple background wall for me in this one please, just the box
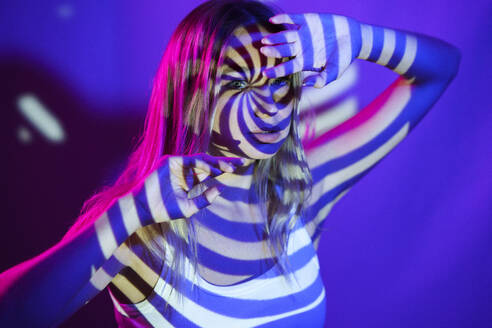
[2,0,490,327]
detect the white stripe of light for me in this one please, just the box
[144,171,170,222]
[194,220,310,262]
[94,212,118,260]
[137,302,175,327]
[376,29,396,66]
[305,14,327,69]
[333,15,352,79]
[395,35,418,75]
[17,93,66,143]
[310,122,409,206]
[358,24,373,60]
[118,193,144,235]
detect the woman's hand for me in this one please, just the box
[260,13,361,88]
[132,153,244,226]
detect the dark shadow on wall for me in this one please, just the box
[1,53,145,327]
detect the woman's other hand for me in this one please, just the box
[260,13,361,88]
[132,153,244,226]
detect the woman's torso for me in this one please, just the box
[108,198,326,327]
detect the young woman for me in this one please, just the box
[0,0,460,327]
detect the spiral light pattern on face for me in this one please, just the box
[209,24,295,160]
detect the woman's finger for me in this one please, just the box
[261,30,299,45]
[178,158,219,191]
[192,158,224,177]
[181,156,225,179]
[187,175,225,199]
[263,58,303,79]
[260,42,301,58]
[270,13,303,25]
[189,185,225,212]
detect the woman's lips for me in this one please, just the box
[250,130,283,143]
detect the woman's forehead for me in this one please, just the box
[223,24,269,59]
[222,24,284,75]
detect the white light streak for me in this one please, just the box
[17,93,66,144]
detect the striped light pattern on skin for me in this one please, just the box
[209,25,296,160]
[358,23,418,76]
[80,8,457,328]
[260,13,362,88]
[109,221,326,327]
[94,212,119,260]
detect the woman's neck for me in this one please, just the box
[206,148,256,188]
[204,161,266,225]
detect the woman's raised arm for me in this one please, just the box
[260,13,460,242]
[0,154,242,327]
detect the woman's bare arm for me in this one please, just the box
[260,13,460,242]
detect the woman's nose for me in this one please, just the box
[253,102,284,120]
[251,88,280,118]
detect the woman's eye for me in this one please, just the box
[226,80,248,90]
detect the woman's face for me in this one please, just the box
[208,24,296,160]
